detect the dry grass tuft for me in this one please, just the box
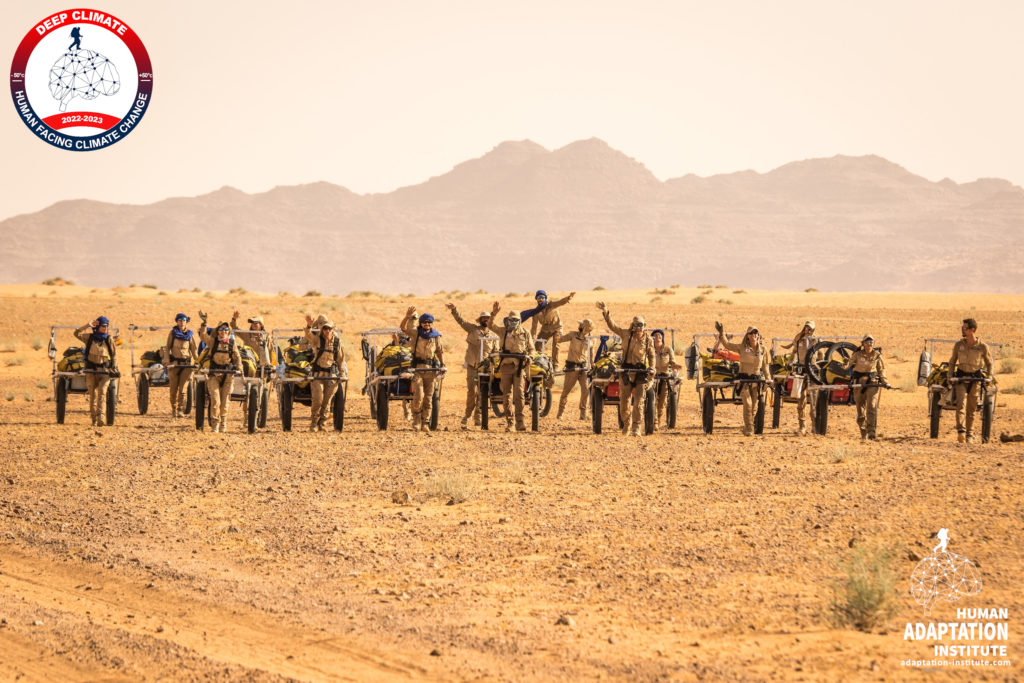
[998,358,1022,374]
[1,339,16,352]
[828,543,897,633]
[829,445,859,464]
[424,471,479,504]
[6,356,25,367]
[690,295,706,304]
[1002,382,1024,395]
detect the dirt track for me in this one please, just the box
[1,284,1022,680]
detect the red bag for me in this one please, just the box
[606,382,620,398]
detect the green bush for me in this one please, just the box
[829,543,897,632]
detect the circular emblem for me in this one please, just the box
[9,9,152,151]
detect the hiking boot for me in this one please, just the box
[957,433,966,444]
[867,433,877,440]
[461,416,469,429]
[212,422,220,433]
[860,429,867,440]
[472,413,481,427]
[556,404,565,420]
[309,424,318,433]
[579,410,587,421]
[742,429,753,437]
[965,433,975,444]
[420,422,430,433]
[505,423,515,433]
[630,427,641,437]
[620,426,630,436]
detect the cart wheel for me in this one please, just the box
[106,380,117,426]
[137,374,149,415]
[591,389,603,434]
[492,397,505,418]
[643,387,655,435]
[701,387,715,434]
[332,384,346,432]
[804,341,833,385]
[666,385,678,429]
[814,390,830,435]
[55,378,68,424]
[771,383,782,429]
[530,384,541,432]
[429,387,440,431]
[194,380,207,431]
[477,377,490,431]
[258,386,269,428]
[754,389,766,435]
[376,382,389,431]
[280,382,293,432]
[368,382,377,421]
[981,392,995,444]
[539,387,552,417]
[929,390,941,439]
[184,381,194,415]
[247,385,259,434]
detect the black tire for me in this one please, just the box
[194,380,207,431]
[105,380,117,426]
[771,382,782,429]
[804,341,833,385]
[814,390,829,435]
[754,389,766,435]
[55,378,67,424]
[258,386,269,429]
[981,392,995,444]
[376,381,389,431]
[429,387,440,431]
[591,389,603,434]
[137,374,149,415]
[479,378,490,431]
[643,387,655,436]
[666,385,678,429]
[184,381,193,415]
[368,382,377,421]
[492,398,505,418]
[929,390,941,439]
[333,384,346,432]
[701,387,715,434]
[539,387,552,417]
[247,385,259,434]
[280,382,293,432]
[531,385,541,432]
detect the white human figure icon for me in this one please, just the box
[933,528,949,553]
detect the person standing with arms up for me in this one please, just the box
[597,302,655,437]
[447,301,501,428]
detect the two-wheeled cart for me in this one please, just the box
[918,337,1003,443]
[273,327,348,432]
[127,324,195,415]
[47,324,120,425]
[360,328,442,431]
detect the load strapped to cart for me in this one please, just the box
[764,335,859,431]
[685,333,769,435]
[127,325,194,416]
[585,334,657,435]
[191,328,272,433]
[475,337,553,431]
[360,327,444,431]
[917,337,1002,442]
[271,328,348,432]
[47,324,121,425]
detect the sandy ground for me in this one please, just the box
[1,283,1023,681]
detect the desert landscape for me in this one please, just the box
[1,281,1022,680]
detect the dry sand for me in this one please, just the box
[1,283,1022,680]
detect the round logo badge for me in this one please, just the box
[10,9,152,151]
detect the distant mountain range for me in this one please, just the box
[3,138,1023,292]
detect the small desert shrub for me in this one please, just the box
[423,471,478,504]
[898,377,918,393]
[650,296,662,304]
[304,290,322,297]
[890,349,905,362]
[714,284,727,289]
[23,393,33,402]
[503,461,527,485]
[732,289,747,294]
[142,283,157,289]
[828,543,897,633]
[717,299,733,305]
[129,283,137,288]
[204,291,215,299]
[829,445,859,464]
[593,286,605,291]
[669,284,680,289]
[650,288,673,295]
[36,381,48,389]
[278,291,290,297]
[192,287,202,293]
[1001,346,1022,360]
[805,287,819,293]
[697,283,711,288]
[998,358,1023,374]
[701,289,713,295]
[4,392,14,401]
[6,356,25,367]
[347,290,381,298]
[504,292,517,297]
[1002,382,1024,395]
[1,340,16,352]
[690,295,706,304]
[228,287,248,295]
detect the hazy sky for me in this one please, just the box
[3,1,1022,220]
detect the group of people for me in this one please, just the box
[69,288,995,442]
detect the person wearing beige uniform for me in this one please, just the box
[198,317,242,433]
[446,301,501,428]
[651,329,683,430]
[523,290,575,371]
[231,311,273,374]
[303,315,344,432]
[948,318,995,444]
[401,308,445,432]
[842,334,889,440]
[715,322,772,436]
[784,320,819,435]
[488,309,536,432]
[74,316,119,426]
[164,313,199,417]
[555,318,594,420]
[598,302,655,437]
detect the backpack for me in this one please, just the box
[57,347,84,372]
[140,349,163,368]
[374,344,412,376]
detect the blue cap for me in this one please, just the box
[175,312,190,322]
[535,290,547,299]
[419,313,434,324]
[652,328,664,337]
[96,316,109,326]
